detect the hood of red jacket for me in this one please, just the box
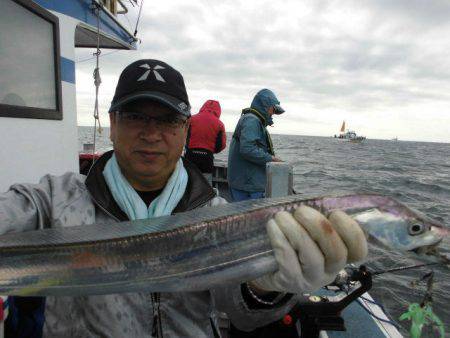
[198,100,221,118]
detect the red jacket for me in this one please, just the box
[188,100,226,153]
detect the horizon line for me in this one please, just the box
[77,125,449,144]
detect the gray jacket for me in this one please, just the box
[0,152,295,337]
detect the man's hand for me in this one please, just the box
[250,206,368,294]
[271,156,283,162]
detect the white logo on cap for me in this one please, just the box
[178,102,188,110]
[137,64,166,82]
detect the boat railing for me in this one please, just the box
[99,0,136,16]
[210,160,295,201]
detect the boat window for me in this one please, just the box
[0,0,62,120]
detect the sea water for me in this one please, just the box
[79,126,450,336]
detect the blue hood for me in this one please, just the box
[250,89,281,126]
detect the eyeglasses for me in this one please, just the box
[117,111,188,130]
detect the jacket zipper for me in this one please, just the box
[185,191,216,211]
[91,197,167,338]
[151,292,163,338]
[90,196,121,222]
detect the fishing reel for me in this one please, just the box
[284,265,372,338]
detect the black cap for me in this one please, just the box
[109,59,191,117]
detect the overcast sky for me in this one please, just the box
[75,0,450,143]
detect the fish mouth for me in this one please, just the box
[412,241,442,255]
[411,225,447,255]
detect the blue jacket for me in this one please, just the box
[227,89,279,192]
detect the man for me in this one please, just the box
[185,100,226,182]
[228,89,284,202]
[0,59,367,337]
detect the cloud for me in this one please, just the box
[76,0,450,142]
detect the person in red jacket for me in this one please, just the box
[186,100,226,174]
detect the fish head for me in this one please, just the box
[352,207,447,252]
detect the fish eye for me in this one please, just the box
[408,222,425,235]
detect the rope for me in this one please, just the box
[134,0,144,37]
[76,50,121,64]
[90,1,103,169]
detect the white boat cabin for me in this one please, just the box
[0,0,136,192]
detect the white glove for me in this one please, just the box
[251,205,368,294]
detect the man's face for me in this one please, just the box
[110,100,189,191]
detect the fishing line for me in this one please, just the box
[356,298,401,330]
[339,264,446,334]
[369,262,447,336]
[370,262,442,276]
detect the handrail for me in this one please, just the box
[116,0,128,14]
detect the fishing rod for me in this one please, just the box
[333,257,448,287]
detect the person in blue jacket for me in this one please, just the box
[227,89,285,202]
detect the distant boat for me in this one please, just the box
[392,137,398,141]
[334,121,366,142]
